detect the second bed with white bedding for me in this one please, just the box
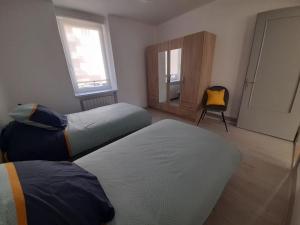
[75,119,240,225]
[66,103,151,157]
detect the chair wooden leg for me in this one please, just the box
[197,109,206,126]
[221,112,228,132]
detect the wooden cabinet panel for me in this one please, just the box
[180,32,204,111]
[196,32,216,108]
[169,37,184,50]
[158,41,169,52]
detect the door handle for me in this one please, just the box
[245,79,255,107]
[244,79,255,89]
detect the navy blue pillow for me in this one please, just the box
[9,104,67,130]
[0,121,70,162]
[0,161,115,225]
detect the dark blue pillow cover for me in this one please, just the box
[0,161,115,225]
[9,104,67,130]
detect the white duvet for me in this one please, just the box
[75,119,240,225]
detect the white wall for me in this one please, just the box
[2,0,299,119]
[108,15,157,107]
[157,0,300,118]
[0,0,81,116]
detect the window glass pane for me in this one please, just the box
[58,17,111,94]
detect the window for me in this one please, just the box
[57,17,115,96]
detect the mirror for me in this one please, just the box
[158,48,182,105]
[168,48,182,106]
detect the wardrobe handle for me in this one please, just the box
[289,72,300,113]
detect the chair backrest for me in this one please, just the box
[202,86,229,109]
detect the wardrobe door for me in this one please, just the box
[146,45,159,107]
[180,32,204,111]
[196,32,216,107]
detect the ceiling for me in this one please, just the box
[52,0,216,25]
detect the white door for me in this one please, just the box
[238,7,300,141]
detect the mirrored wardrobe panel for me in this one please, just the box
[158,48,183,106]
[146,31,216,121]
[169,48,182,106]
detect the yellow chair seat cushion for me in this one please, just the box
[206,89,225,106]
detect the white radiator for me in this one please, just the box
[79,91,118,111]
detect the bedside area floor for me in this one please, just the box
[148,108,296,225]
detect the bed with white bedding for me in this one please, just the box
[66,102,152,157]
[76,119,240,225]
[1,103,151,161]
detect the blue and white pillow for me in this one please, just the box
[9,104,67,130]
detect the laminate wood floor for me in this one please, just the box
[148,109,295,225]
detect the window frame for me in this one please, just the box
[56,10,117,96]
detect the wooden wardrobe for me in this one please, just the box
[146,31,216,121]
